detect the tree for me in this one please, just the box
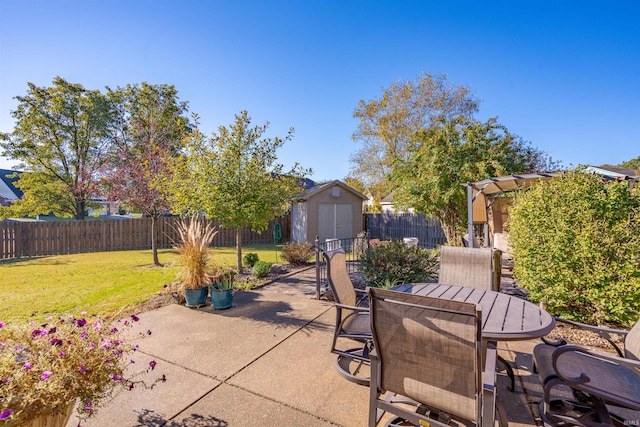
[0,172,76,219]
[0,77,115,219]
[620,155,640,170]
[391,116,555,245]
[102,83,190,266]
[350,73,480,201]
[167,110,311,271]
[508,169,640,326]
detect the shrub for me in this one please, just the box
[243,252,260,268]
[281,242,314,265]
[358,240,438,288]
[509,169,640,326]
[252,261,273,278]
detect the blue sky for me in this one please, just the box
[1,1,638,181]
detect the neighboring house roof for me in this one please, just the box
[294,180,368,201]
[380,190,396,204]
[0,169,23,202]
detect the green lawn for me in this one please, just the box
[0,244,286,322]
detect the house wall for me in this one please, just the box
[305,184,364,243]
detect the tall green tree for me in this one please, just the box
[0,77,115,219]
[391,116,555,245]
[620,155,640,170]
[103,83,190,266]
[168,110,311,271]
[350,73,480,201]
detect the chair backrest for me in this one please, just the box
[324,248,356,309]
[368,287,483,423]
[625,317,640,360]
[438,245,495,291]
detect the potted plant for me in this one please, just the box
[208,267,236,310]
[174,217,218,308]
[0,314,163,427]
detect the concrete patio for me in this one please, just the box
[70,268,551,427]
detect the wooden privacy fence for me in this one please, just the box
[0,216,290,260]
[366,212,447,248]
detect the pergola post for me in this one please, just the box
[467,183,474,248]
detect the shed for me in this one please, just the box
[291,180,368,244]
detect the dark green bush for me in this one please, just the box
[509,169,640,326]
[243,252,259,268]
[281,242,314,265]
[358,240,438,288]
[252,261,273,278]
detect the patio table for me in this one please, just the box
[391,283,556,341]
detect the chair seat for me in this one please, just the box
[342,312,371,336]
[534,343,640,409]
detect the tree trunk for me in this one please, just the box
[75,199,85,220]
[236,228,243,272]
[441,220,463,247]
[151,216,163,266]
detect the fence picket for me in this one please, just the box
[365,212,447,248]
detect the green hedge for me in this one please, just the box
[509,169,640,326]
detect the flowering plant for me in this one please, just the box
[0,314,163,426]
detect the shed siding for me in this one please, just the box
[305,184,364,243]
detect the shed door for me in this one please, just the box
[318,204,352,242]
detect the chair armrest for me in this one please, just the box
[335,302,370,313]
[553,317,628,357]
[552,345,640,385]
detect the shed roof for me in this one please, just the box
[294,180,368,201]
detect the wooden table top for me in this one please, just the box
[392,283,556,341]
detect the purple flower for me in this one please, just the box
[112,374,121,381]
[80,331,88,339]
[94,321,101,329]
[50,338,62,346]
[0,321,4,329]
[31,329,46,338]
[23,362,32,370]
[0,341,5,347]
[130,359,136,364]
[77,319,87,327]
[149,360,157,370]
[128,382,135,390]
[89,342,96,348]
[146,329,152,335]
[58,351,66,357]
[131,314,140,322]
[3,377,11,383]
[48,326,57,334]
[79,366,86,373]
[111,327,118,333]
[0,409,12,421]
[161,374,166,382]
[40,371,52,380]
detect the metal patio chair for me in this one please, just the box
[438,245,515,390]
[533,317,640,427]
[368,287,507,427]
[324,247,372,385]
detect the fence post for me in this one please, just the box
[314,235,321,300]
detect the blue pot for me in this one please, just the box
[184,287,208,308]
[210,286,233,310]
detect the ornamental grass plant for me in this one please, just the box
[0,314,163,426]
[174,217,218,289]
